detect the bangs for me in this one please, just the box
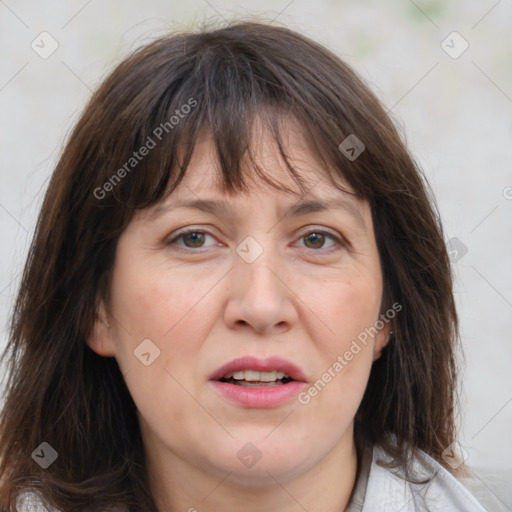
[123,105,355,207]
[91,25,380,212]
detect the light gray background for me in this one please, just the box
[1,0,511,509]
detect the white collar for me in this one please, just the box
[346,444,488,511]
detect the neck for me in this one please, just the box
[144,426,359,512]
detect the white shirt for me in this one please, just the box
[346,444,488,511]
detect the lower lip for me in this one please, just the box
[210,380,307,408]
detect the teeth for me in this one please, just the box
[225,370,290,381]
[245,370,262,381]
[259,371,277,382]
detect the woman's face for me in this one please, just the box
[88,121,390,486]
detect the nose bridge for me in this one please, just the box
[235,232,283,297]
[223,231,297,334]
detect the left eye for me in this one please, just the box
[167,229,343,251]
[296,231,341,251]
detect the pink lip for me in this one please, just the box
[209,356,308,409]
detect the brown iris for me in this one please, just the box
[182,232,206,248]
[303,232,325,249]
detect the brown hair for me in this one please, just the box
[0,20,459,511]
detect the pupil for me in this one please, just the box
[306,232,324,249]
[185,232,204,247]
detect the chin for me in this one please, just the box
[205,437,315,486]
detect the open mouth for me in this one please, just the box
[210,358,307,407]
[220,370,296,387]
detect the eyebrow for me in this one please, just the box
[150,197,366,230]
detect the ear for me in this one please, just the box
[86,299,116,357]
[373,315,392,362]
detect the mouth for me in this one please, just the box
[210,355,308,384]
[209,356,308,408]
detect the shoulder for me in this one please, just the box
[15,493,55,512]
[15,492,127,512]
[348,444,488,511]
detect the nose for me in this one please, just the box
[222,242,298,335]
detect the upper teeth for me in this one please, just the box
[224,370,290,382]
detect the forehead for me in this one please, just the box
[146,121,369,231]
[167,117,356,201]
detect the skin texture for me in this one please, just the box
[87,121,390,512]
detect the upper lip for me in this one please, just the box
[209,356,308,382]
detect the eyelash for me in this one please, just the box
[166,227,346,254]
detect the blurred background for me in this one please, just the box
[0,0,511,509]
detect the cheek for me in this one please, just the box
[305,268,382,351]
[110,252,222,341]
[299,271,381,412]
[108,251,227,391]
[108,259,226,443]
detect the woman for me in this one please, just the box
[0,21,487,511]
